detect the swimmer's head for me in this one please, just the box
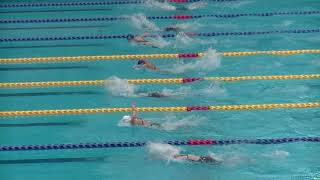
[122,115,131,123]
[127,34,135,41]
[137,59,146,65]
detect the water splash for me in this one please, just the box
[185,1,207,10]
[160,86,192,96]
[262,150,290,158]
[208,151,224,163]
[146,142,183,163]
[174,22,203,31]
[148,35,170,48]
[168,48,221,73]
[130,13,160,31]
[145,0,176,10]
[197,82,227,97]
[160,114,203,131]
[105,76,136,97]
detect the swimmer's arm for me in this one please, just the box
[131,102,137,118]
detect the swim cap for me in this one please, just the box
[137,60,145,65]
[122,115,131,121]
[127,34,134,40]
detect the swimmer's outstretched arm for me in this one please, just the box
[131,102,137,119]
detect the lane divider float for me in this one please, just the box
[0,137,319,151]
[1,49,319,64]
[1,28,319,42]
[1,11,319,24]
[0,102,319,117]
[0,74,319,88]
[0,0,236,8]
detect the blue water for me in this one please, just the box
[0,0,320,179]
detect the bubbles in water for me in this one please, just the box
[145,0,176,10]
[168,48,221,73]
[262,150,290,159]
[105,76,136,97]
[146,142,182,163]
[130,13,160,32]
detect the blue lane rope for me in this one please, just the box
[1,11,319,24]
[0,0,236,8]
[0,28,319,42]
[0,137,318,151]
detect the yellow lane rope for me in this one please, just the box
[0,74,319,88]
[0,49,319,64]
[0,102,319,117]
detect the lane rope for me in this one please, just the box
[1,10,319,24]
[1,28,319,42]
[0,102,319,117]
[0,137,319,151]
[1,49,319,64]
[0,0,236,8]
[0,74,319,88]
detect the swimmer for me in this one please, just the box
[122,103,161,128]
[127,33,160,48]
[133,59,157,70]
[137,92,168,98]
[174,154,222,164]
[164,25,181,32]
[133,59,171,74]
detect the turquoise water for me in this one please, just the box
[0,0,320,179]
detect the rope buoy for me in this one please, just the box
[1,11,319,24]
[0,137,318,151]
[0,49,319,64]
[0,74,319,88]
[1,28,319,43]
[0,102,319,117]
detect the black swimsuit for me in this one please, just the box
[148,92,165,98]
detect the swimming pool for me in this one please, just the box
[0,0,319,179]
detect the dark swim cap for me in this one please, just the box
[127,34,134,40]
[137,60,145,65]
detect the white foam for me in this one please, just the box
[197,82,227,97]
[208,151,224,162]
[169,48,221,73]
[160,114,203,131]
[105,76,136,97]
[145,0,176,10]
[262,150,290,158]
[160,86,192,96]
[146,142,183,163]
[186,1,207,10]
[174,22,203,31]
[148,35,170,48]
[130,13,160,31]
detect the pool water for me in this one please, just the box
[0,0,319,179]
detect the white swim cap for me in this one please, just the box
[122,115,131,122]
